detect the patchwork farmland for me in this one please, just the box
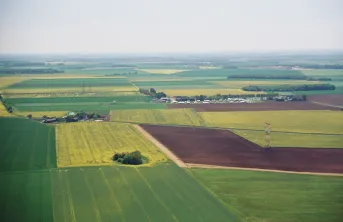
[1,53,343,222]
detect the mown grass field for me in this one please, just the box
[191,168,343,222]
[200,110,343,134]
[136,69,189,74]
[0,117,56,172]
[110,108,205,126]
[56,122,167,167]
[233,129,343,148]
[51,164,237,222]
[0,171,53,222]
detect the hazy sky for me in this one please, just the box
[0,0,342,53]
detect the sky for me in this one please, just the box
[0,0,342,54]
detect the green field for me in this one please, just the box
[7,78,134,89]
[51,164,237,222]
[0,171,53,222]
[176,68,306,79]
[233,129,343,148]
[11,102,166,112]
[191,168,343,222]
[132,80,220,89]
[0,117,56,172]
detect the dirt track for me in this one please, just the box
[168,101,339,111]
[141,125,343,174]
[309,94,343,107]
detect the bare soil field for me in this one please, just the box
[141,125,343,174]
[168,101,339,111]
[309,94,343,106]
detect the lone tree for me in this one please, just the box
[27,114,32,119]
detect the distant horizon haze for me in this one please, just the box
[1,0,342,54]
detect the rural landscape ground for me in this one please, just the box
[1,53,343,222]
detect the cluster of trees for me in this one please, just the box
[306,77,332,81]
[0,95,13,113]
[0,68,64,74]
[112,150,143,165]
[242,84,336,92]
[65,111,103,122]
[139,88,167,99]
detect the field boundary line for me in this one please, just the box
[187,163,343,177]
[134,125,187,167]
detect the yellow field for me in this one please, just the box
[110,108,204,126]
[137,69,188,74]
[163,88,257,96]
[3,86,138,94]
[56,122,167,167]
[0,76,29,88]
[0,103,11,116]
[200,110,343,134]
[233,129,343,148]
[15,111,68,118]
[211,80,316,88]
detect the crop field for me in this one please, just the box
[0,117,56,172]
[0,171,53,222]
[191,168,343,222]
[163,88,257,96]
[175,68,306,79]
[212,80,315,88]
[11,101,166,112]
[200,110,343,134]
[7,78,134,89]
[132,79,219,89]
[0,76,29,88]
[233,129,343,148]
[15,111,68,118]
[110,108,205,126]
[5,95,151,105]
[136,69,189,74]
[56,122,167,167]
[0,103,11,116]
[51,164,237,222]
[3,91,140,98]
[2,86,138,94]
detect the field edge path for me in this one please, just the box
[134,124,187,167]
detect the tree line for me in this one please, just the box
[242,83,336,92]
[139,88,167,99]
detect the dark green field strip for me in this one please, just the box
[0,171,53,222]
[176,68,306,78]
[13,102,167,112]
[5,95,151,105]
[191,168,343,222]
[0,118,57,172]
[7,78,133,89]
[51,164,238,222]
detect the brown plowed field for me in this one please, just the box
[141,125,343,174]
[168,101,339,111]
[309,94,343,106]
